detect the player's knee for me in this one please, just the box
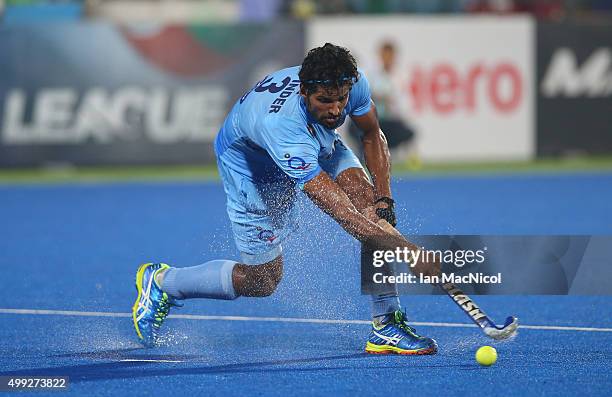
[238,257,283,297]
[257,274,280,297]
[267,260,283,289]
[261,258,283,296]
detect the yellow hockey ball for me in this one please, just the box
[475,346,497,366]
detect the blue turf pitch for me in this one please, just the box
[0,172,611,396]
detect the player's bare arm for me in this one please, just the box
[351,102,396,226]
[302,170,439,278]
[351,102,392,200]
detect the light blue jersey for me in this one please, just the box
[214,66,371,185]
[214,66,372,264]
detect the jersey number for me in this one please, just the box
[240,76,291,103]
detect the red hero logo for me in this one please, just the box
[408,62,523,115]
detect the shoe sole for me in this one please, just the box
[365,341,438,355]
[132,263,153,341]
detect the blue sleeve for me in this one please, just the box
[258,117,322,184]
[349,69,372,116]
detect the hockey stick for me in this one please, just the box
[373,220,518,339]
[440,282,518,340]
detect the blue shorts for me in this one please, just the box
[217,139,363,265]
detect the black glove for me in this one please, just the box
[375,197,397,227]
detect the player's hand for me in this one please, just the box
[375,197,396,227]
[412,253,441,280]
[376,219,441,280]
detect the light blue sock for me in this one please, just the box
[365,244,401,321]
[161,260,238,300]
[371,292,401,322]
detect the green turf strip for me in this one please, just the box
[0,165,219,184]
[392,156,612,176]
[1,156,612,184]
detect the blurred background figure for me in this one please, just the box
[350,40,417,164]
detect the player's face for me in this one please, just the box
[302,85,350,129]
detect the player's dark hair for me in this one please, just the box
[299,43,359,95]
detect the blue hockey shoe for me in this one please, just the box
[132,263,182,347]
[365,310,438,355]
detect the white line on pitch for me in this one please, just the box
[1,308,611,333]
[120,359,183,363]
